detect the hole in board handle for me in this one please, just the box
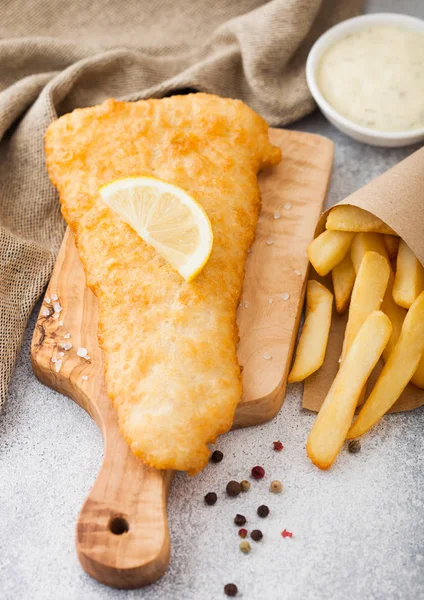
[109,515,129,535]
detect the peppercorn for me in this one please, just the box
[251,465,265,479]
[273,441,284,451]
[204,492,217,506]
[234,514,247,526]
[226,480,242,497]
[250,529,263,542]
[348,439,361,454]
[240,480,251,492]
[210,450,224,463]
[270,480,283,494]
[224,583,238,597]
[239,541,251,554]
[257,504,270,518]
[238,528,248,538]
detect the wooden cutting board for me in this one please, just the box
[31,128,333,589]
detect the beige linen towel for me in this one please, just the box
[0,0,363,406]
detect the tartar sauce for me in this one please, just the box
[317,26,424,132]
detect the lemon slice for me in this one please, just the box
[99,177,213,282]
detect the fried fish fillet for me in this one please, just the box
[45,93,281,474]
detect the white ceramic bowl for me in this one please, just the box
[306,13,424,147]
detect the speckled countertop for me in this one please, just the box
[1,1,423,599]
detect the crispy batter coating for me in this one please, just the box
[45,93,281,474]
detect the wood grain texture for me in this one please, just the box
[31,129,333,588]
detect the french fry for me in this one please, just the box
[411,356,424,388]
[350,232,388,274]
[306,311,392,470]
[307,230,354,277]
[326,205,397,235]
[341,251,390,362]
[383,235,400,260]
[347,291,424,439]
[332,253,356,314]
[381,270,407,362]
[288,281,333,383]
[392,240,424,308]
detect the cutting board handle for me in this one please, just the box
[75,394,173,589]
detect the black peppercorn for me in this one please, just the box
[204,492,217,506]
[226,481,242,497]
[348,440,361,454]
[257,504,270,518]
[224,583,238,597]
[250,529,263,542]
[234,514,246,526]
[210,450,224,463]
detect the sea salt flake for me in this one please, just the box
[263,353,272,360]
[266,239,274,246]
[58,352,65,357]
[42,308,50,317]
[281,292,290,300]
[82,375,88,381]
[77,347,88,358]
[51,293,58,301]
[64,333,71,339]
[273,211,281,220]
[51,357,57,363]
[284,202,292,210]
[85,356,91,360]
[53,301,62,313]
[244,301,249,309]
[53,313,59,320]
[60,342,72,351]
[268,298,273,304]
[58,321,63,327]
[45,297,51,304]
[54,359,62,373]
[294,269,301,276]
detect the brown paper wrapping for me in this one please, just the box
[303,147,424,413]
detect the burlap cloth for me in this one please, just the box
[0,0,363,407]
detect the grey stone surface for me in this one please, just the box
[1,1,424,599]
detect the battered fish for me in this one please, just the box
[45,93,281,474]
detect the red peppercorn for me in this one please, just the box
[251,466,265,479]
[238,528,248,538]
[273,441,284,451]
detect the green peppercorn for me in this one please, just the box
[204,492,217,506]
[240,480,250,492]
[239,541,251,554]
[270,480,283,494]
[348,440,361,454]
[226,481,242,497]
[257,504,270,518]
[250,529,263,542]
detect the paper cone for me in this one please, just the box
[303,147,424,413]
